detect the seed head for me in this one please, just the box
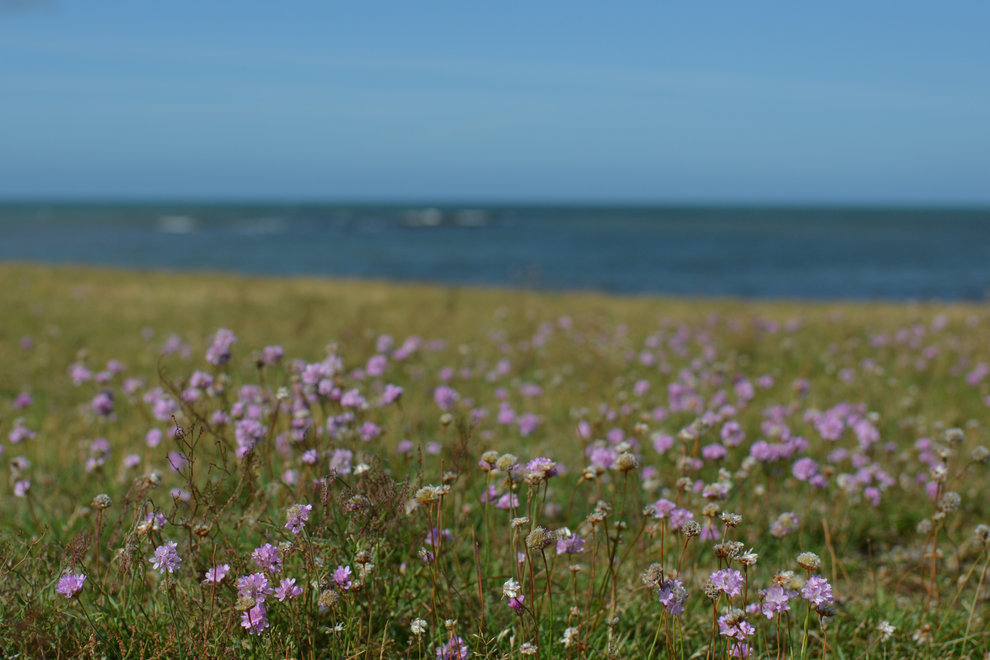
[526,526,554,551]
[971,446,990,464]
[736,548,759,567]
[720,512,742,527]
[773,570,796,588]
[681,520,701,537]
[641,563,665,587]
[91,494,112,510]
[415,486,440,505]
[614,452,639,472]
[495,454,519,472]
[797,552,822,572]
[317,589,339,608]
[937,491,961,513]
[944,427,965,444]
[702,503,721,518]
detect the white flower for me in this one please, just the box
[411,618,427,635]
[502,578,521,600]
[519,642,538,655]
[878,620,896,642]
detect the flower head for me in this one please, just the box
[240,602,269,635]
[150,541,181,574]
[274,577,303,602]
[56,573,86,599]
[237,572,273,604]
[801,575,834,608]
[203,564,230,585]
[285,504,313,534]
[251,543,282,573]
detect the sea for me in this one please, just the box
[1,202,989,301]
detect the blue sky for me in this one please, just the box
[2,1,989,203]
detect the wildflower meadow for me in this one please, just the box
[2,263,989,658]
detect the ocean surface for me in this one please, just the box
[1,202,989,301]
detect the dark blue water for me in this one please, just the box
[1,202,989,300]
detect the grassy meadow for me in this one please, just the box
[1,262,989,658]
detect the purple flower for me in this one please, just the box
[56,573,86,599]
[382,383,404,405]
[524,457,558,480]
[702,443,728,461]
[721,420,745,446]
[669,507,694,530]
[710,569,745,598]
[252,543,282,573]
[507,594,525,612]
[358,421,382,442]
[718,614,755,641]
[206,328,237,366]
[203,564,230,584]
[329,448,353,475]
[517,413,540,436]
[262,345,284,365]
[433,385,460,411]
[13,480,30,497]
[285,503,313,534]
[436,635,470,659]
[91,391,114,416]
[495,492,518,510]
[769,512,799,538]
[425,527,454,548]
[365,354,388,377]
[556,533,586,555]
[657,578,688,616]
[8,422,35,444]
[237,572,273,603]
[333,565,353,589]
[240,602,269,635]
[761,585,795,618]
[801,575,834,608]
[150,541,181,573]
[274,577,303,602]
[235,419,266,459]
[792,457,819,481]
[653,498,677,519]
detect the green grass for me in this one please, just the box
[1,262,989,659]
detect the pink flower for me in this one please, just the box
[274,577,303,602]
[56,573,86,599]
[203,564,230,584]
[285,503,313,534]
[150,541,181,573]
[240,603,269,635]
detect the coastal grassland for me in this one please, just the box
[1,262,989,658]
